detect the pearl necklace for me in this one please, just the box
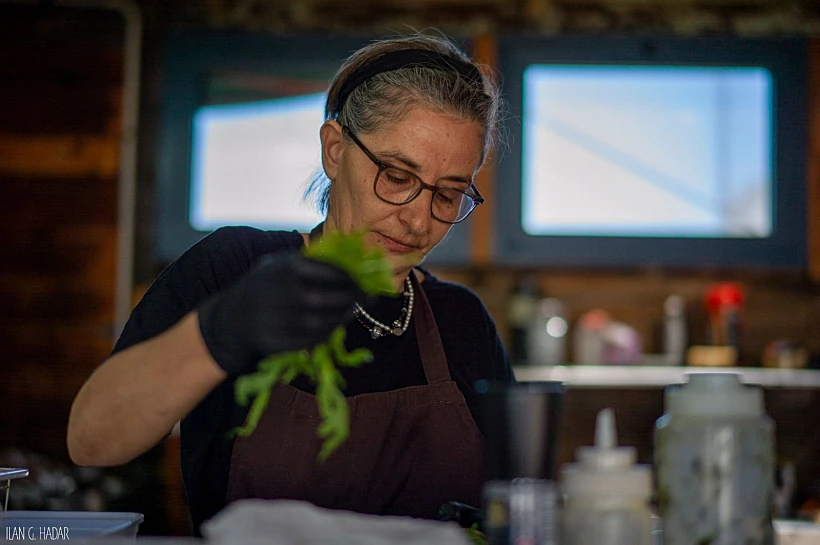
[353,276,414,339]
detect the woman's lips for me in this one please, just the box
[377,233,418,254]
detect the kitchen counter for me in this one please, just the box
[515,365,820,389]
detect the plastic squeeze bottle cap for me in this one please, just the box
[665,373,763,418]
[562,408,652,501]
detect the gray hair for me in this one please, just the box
[304,33,505,215]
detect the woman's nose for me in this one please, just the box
[398,189,433,233]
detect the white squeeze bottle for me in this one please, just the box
[655,373,775,545]
[561,408,654,545]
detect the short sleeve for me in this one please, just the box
[112,226,294,356]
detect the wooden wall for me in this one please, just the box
[0,5,175,535]
[0,5,124,458]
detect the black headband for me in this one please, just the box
[331,48,484,118]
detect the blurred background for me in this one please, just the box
[1,0,820,536]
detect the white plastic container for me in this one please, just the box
[655,373,775,545]
[561,408,654,545]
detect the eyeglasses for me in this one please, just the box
[342,126,484,224]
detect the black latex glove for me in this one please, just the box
[197,252,364,377]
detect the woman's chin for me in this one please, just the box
[388,252,422,274]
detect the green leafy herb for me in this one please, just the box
[465,524,488,545]
[302,229,398,295]
[233,230,400,461]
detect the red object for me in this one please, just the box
[704,282,745,350]
[579,309,611,330]
[705,282,744,315]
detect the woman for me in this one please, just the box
[67,33,513,534]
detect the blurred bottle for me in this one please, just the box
[573,309,610,365]
[562,409,653,545]
[663,295,688,366]
[705,283,744,363]
[774,461,796,519]
[484,479,558,545]
[655,373,775,545]
[478,383,564,545]
[527,298,568,366]
[507,274,541,365]
[574,310,642,365]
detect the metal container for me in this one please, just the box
[474,382,564,481]
[0,468,29,512]
[1,467,143,540]
[0,511,144,539]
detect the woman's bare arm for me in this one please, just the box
[67,311,227,467]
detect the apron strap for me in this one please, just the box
[307,221,451,385]
[411,272,451,385]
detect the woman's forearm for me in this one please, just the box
[67,312,227,466]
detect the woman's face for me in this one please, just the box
[320,107,484,285]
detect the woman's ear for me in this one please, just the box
[320,120,344,181]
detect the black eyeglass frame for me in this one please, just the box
[341,125,485,224]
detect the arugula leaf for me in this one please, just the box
[302,230,397,295]
[465,524,488,545]
[329,326,372,368]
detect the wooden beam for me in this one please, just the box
[471,33,498,268]
[0,134,119,178]
[808,39,820,282]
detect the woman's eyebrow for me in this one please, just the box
[377,149,421,170]
[377,150,473,186]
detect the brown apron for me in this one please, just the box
[224,272,486,519]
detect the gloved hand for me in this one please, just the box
[197,252,364,377]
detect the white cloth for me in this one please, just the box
[202,499,473,545]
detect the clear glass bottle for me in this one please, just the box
[507,274,541,365]
[655,373,775,545]
[663,295,687,366]
[483,479,558,545]
[561,408,654,545]
[527,298,568,366]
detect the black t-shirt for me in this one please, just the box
[112,226,513,533]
